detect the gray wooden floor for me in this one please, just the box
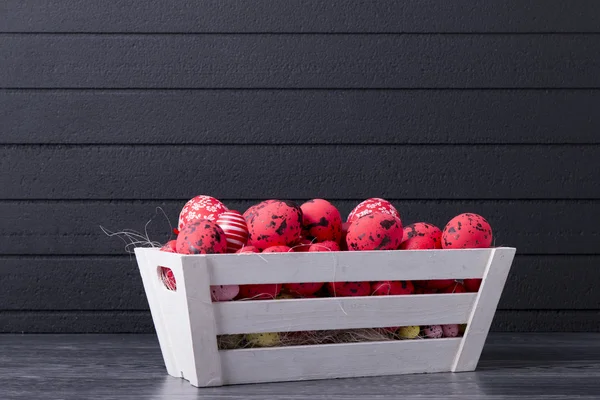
[0,334,598,399]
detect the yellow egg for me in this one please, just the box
[397,326,420,339]
[217,334,244,350]
[459,324,467,334]
[245,332,281,347]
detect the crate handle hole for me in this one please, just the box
[157,266,177,291]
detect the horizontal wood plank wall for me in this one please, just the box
[1,1,599,332]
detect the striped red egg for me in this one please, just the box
[216,210,249,253]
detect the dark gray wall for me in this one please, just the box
[1,0,599,333]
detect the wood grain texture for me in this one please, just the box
[2,200,597,255]
[214,294,476,334]
[4,35,600,88]
[2,146,598,199]
[2,255,598,311]
[4,89,600,144]
[0,334,598,399]
[1,310,599,333]
[3,0,600,33]
[220,339,461,385]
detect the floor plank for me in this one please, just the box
[0,334,598,399]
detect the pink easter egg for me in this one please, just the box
[211,285,240,302]
[423,325,443,338]
[442,324,460,337]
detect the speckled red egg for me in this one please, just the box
[440,282,466,294]
[346,213,403,251]
[327,281,371,297]
[415,286,438,294]
[464,278,482,292]
[442,213,493,249]
[293,239,313,252]
[340,222,351,251]
[178,195,228,231]
[400,235,436,250]
[161,240,177,253]
[308,241,340,252]
[371,281,414,296]
[243,200,303,251]
[420,279,456,290]
[175,220,227,254]
[237,284,281,300]
[400,222,442,250]
[262,245,293,253]
[283,282,324,297]
[236,246,259,254]
[159,240,177,290]
[300,199,342,243]
[347,198,400,223]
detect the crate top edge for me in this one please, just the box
[134,246,516,258]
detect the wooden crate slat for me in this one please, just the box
[214,293,476,335]
[198,248,494,285]
[220,338,461,385]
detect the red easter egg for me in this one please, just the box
[421,279,456,290]
[400,222,443,250]
[340,222,351,251]
[440,282,466,294]
[263,245,293,253]
[464,278,482,292]
[308,240,340,252]
[159,241,177,290]
[162,240,177,253]
[400,235,436,250]
[300,199,343,243]
[292,239,313,252]
[283,282,324,297]
[370,281,414,332]
[415,286,438,294]
[442,213,493,249]
[371,281,414,296]
[236,246,259,253]
[326,282,371,297]
[237,284,281,300]
[178,195,228,231]
[216,210,249,253]
[347,198,400,223]
[243,200,303,251]
[175,220,227,254]
[346,213,403,251]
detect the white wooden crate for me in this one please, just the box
[134,247,516,387]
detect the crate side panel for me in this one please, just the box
[135,248,196,380]
[220,338,461,385]
[214,293,476,334]
[452,248,517,371]
[206,249,494,285]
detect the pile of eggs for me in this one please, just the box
[160,195,494,347]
